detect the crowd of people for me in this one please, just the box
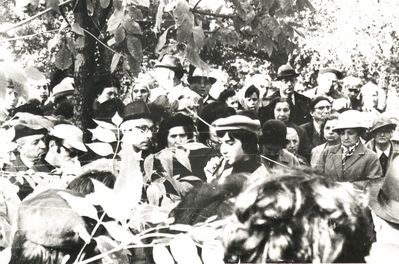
[1,54,399,263]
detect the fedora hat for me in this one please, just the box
[51,124,87,152]
[155,55,184,72]
[318,67,344,80]
[187,68,217,84]
[332,110,368,132]
[370,116,397,134]
[369,157,399,224]
[276,64,299,80]
[51,77,75,101]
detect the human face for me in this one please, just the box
[362,89,379,110]
[338,128,360,148]
[219,133,247,165]
[274,102,291,123]
[323,119,339,143]
[276,77,296,98]
[190,77,212,97]
[97,87,118,104]
[243,92,259,111]
[17,134,47,162]
[48,140,80,167]
[121,118,154,152]
[311,100,331,122]
[374,127,393,146]
[317,72,338,95]
[29,83,49,104]
[286,127,299,155]
[4,88,18,110]
[226,95,239,111]
[347,88,360,100]
[167,126,188,148]
[132,85,149,102]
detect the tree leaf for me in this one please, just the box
[114,25,126,44]
[74,53,84,73]
[93,119,117,130]
[93,236,130,263]
[107,10,124,33]
[71,22,84,36]
[179,175,202,182]
[89,126,116,143]
[129,0,150,8]
[153,245,174,264]
[170,234,202,264]
[24,66,45,81]
[58,191,98,220]
[126,35,143,60]
[157,149,174,177]
[155,25,173,53]
[174,148,191,172]
[111,111,123,127]
[55,45,73,70]
[192,26,205,51]
[154,0,165,33]
[0,247,11,264]
[86,142,114,157]
[102,221,140,244]
[146,182,166,205]
[123,19,142,35]
[111,53,123,73]
[201,240,225,264]
[100,0,110,8]
[126,55,141,77]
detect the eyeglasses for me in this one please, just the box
[126,126,156,134]
[314,105,331,111]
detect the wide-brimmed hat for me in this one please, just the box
[51,124,87,152]
[121,100,154,124]
[276,64,299,80]
[187,68,217,84]
[51,77,75,101]
[369,157,399,224]
[155,55,184,72]
[332,110,368,132]
[370,116,397,134]
[213,115,260,134]
[13,124,48,142]
[318,67,344,80]
[260,119,288,147]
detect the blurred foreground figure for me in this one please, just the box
[223,168,373,263]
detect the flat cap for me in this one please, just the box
[318,68,343,80]
[212,115,260,134]
[13,124,47,142]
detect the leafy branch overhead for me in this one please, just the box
[22,0,312,76]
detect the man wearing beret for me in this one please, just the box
[366,117,399,176]
[3,124,54,199]
[259,64,312,126]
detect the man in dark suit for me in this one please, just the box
[258,64,312,126]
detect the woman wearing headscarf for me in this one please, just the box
[315,110,383,190]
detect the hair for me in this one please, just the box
[244,85,260,98]
[67,170,116,195]
[219,88,237,104]
[14,100,44,116]
[53,101,74,119]
[223,129,258,155]
[268,97,294,121]
[157,113,195,149]
[197,102,236,144]
[223,168,373,263]
[94,74,121,96]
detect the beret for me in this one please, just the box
[310,96,331,110]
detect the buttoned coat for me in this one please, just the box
[315,142,383,190]
[365,139,399,176]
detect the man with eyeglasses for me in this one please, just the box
[44,124,87,175]
[120,101,156,173]
[300,96,332,153]
[366,117,399,176]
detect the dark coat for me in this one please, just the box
[365,139,399,176]
[315,142,383,190]
[258,91,312,126]
[300,122,325,151]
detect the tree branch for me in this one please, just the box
[0,0,73,34]
[0,29,59,41]
[190,8,235,19]
[193,0,203,10]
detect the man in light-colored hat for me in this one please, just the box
[367,157,399,262]
[366,116,399,176]
[188,67,217,105]
[45,124,87,175]
[260,64,312,125]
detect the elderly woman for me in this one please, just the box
[315,110,383,190]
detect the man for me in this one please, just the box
[44,76,75,118]
[3,124,54,199]
[286,126,308,165]
[0,80,21,123]
[26,77,49,106]
[188,67,217,106]
[343,76,362,110]
[259,64,312,125]
[366,117,399,176]
[120,100,155,172]
[300,96,332,151]
[45,124,87,175]
[260,119,300,169]
[95,75,120,105]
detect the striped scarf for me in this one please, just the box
[341,141,360,166]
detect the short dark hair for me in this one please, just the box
[94,74,121,96]
[224,129,258,155]
[244,85,260,98]
[219,88,236,103]
[157,113,195,149]
[67,170,116,195]
[320,113,339,139]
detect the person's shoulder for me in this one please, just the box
[294,91,311,103]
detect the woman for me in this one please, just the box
[157,113,195,150]
[219,88,239,111]
[315,110,383,190]
[204,115,267,184]
[131,80,150,103]
[310,113,340,167]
